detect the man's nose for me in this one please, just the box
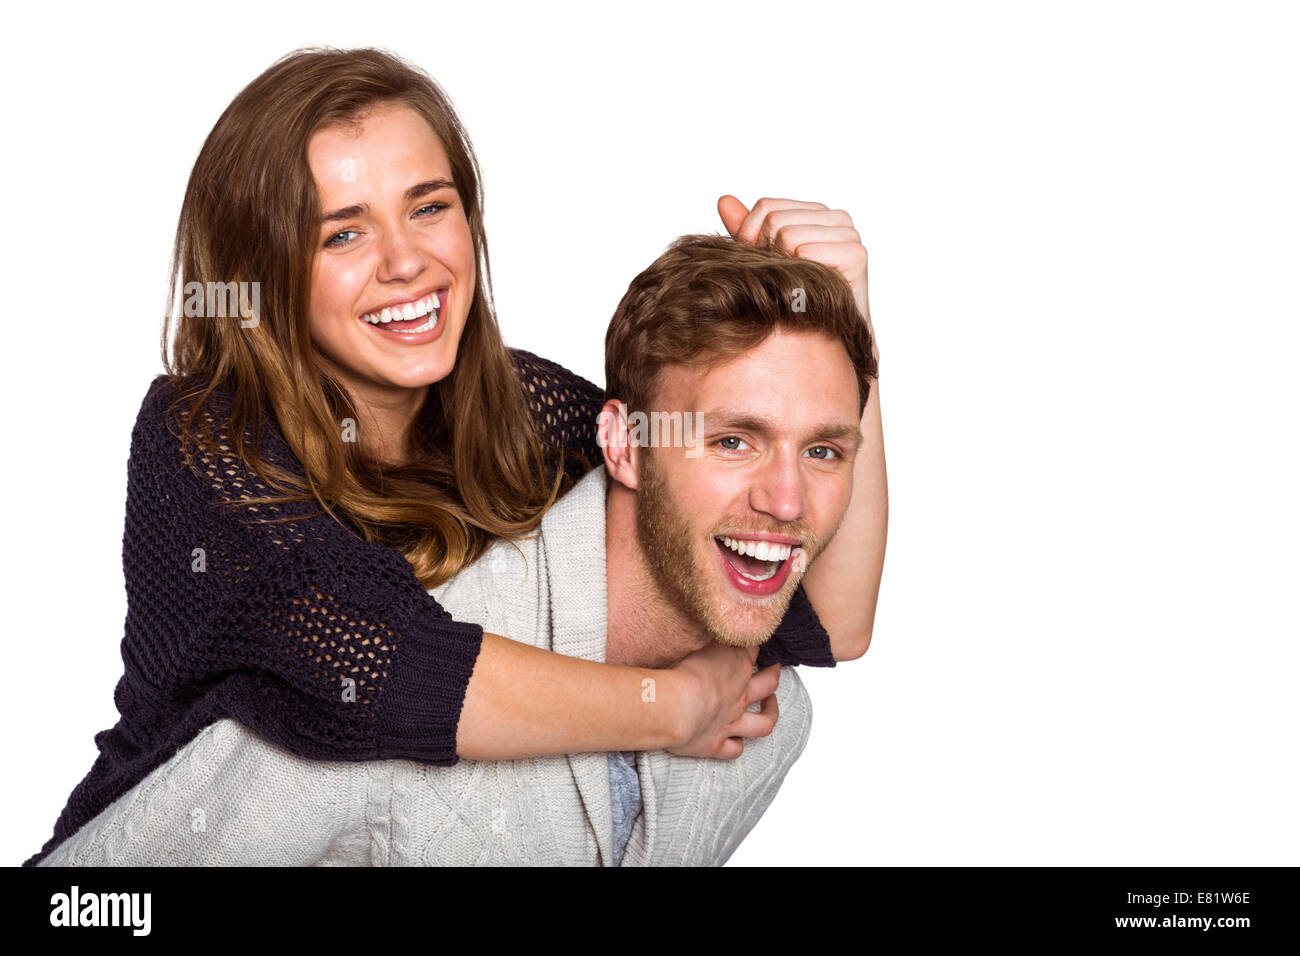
[748,452,806,524]
[376,223,428,283]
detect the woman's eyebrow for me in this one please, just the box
[321,178,457,224]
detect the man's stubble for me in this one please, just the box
[634,448,811,652]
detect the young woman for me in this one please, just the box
[24,46,861,866]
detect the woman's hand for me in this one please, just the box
[718,194,874,345]
[664,641,782,760]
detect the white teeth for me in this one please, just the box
[719,536,792,562]
[362,293,441,325]
[393,315,437,334]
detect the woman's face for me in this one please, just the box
[306,101,476,411]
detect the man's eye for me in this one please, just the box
[324,229,359,248]
[718,436,751,451]
[806,445,839,460]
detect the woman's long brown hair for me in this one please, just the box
[160,46,566,588]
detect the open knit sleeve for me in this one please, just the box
[506,349,837,669]
[24,378,492,866]
[138,378,486,763]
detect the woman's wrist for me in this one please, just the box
[633,665,692,752]
[460,633,693,758]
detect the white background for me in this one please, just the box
[2,0,1296,866]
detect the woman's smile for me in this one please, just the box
[359,288,448,340]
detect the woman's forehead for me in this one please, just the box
[309,104,452,203]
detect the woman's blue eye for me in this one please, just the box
[323,203,446,249]
[324,229,359,248]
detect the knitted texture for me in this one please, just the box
[36,469,814,866]
[24,348,831,866]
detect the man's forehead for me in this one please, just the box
[653,333,859,406]
[641,357,858,452]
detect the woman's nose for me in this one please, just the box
[376,226,429,283]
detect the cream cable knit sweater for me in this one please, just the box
[39,468,812,866]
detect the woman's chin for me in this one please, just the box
[368,339,463,391]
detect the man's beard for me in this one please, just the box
[634,449,809,650]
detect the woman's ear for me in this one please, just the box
[597,398,640,490]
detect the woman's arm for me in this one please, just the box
[798,373,886,660]
[719,195,888,661]
[458,635,779,759]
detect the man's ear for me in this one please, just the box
[597,398,640,491]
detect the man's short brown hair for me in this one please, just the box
[604,234,877,417]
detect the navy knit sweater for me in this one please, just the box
[24,349,834,866]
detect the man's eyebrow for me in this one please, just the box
[321,178,457,224]
[704,410,863,448]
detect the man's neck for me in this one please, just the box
[604,481,712,669]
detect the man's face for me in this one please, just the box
[634,329,863,648]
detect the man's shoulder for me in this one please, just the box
[428,466,609,657]
[430,532,543,609]
[432,468,606,597]
[540,466,609,537]
[428,528,553,651]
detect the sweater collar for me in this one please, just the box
[538,466,619,864]
[539,466,610,664]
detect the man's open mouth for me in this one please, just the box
[714,535,796,583]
